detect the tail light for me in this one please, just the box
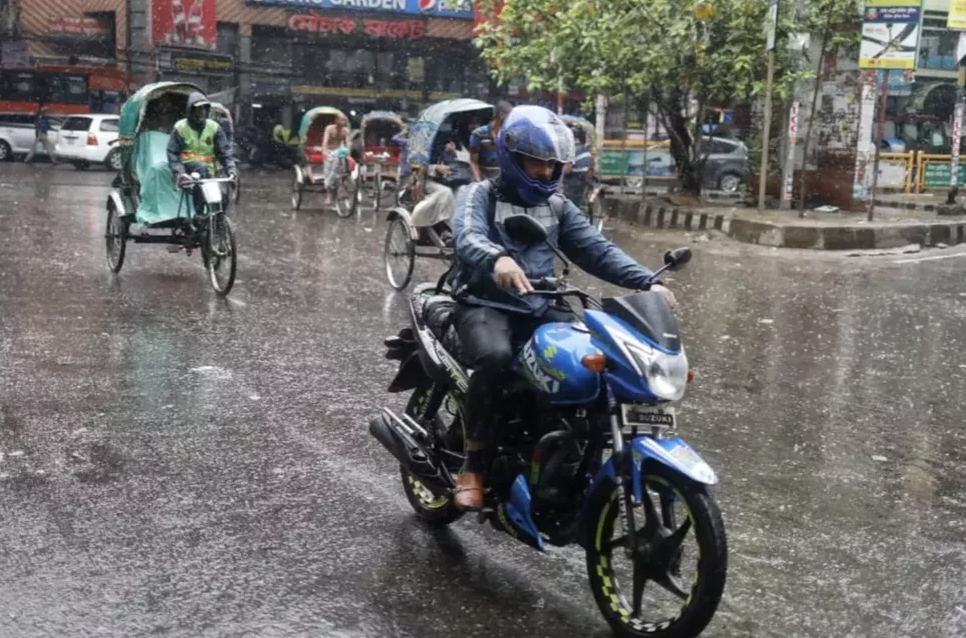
[87,132,98,146]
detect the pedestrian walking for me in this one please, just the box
[24,104,58,165]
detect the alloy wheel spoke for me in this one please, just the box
[632,557,647,617]
[653,574,689,601]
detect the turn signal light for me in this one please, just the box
[582,353,607,372]
[87,133,98,146]
[687,369,695,384]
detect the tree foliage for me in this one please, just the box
[475,0,829,193]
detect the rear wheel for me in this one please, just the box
[73,161,90,170]
[585,467,727,638]
[384,216,415,291]
[205,214,237,296]
[105,204,127,273]
[0,141,11,162]
[400,383,464,526]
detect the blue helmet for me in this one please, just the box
[497,106,575,206]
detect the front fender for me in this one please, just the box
[581,436,717,529]
[107,191,128,219]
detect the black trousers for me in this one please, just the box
[454,303,577,445]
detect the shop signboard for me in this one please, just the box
[923,163,966,188]
[288,12,426,38]
[153,0,217,49]
[48,17,111,38]
[859,0,922,70]
[949,0,966,29]
[600,144,675,178]
[245,0,474,19]
[157,49,234,75]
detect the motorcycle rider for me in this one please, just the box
[168,92,236,214]
[449,105,676,511]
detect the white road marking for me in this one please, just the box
[893,251,966,264]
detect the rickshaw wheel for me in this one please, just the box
[336,171,358,219]
[105,204,128,273]
[292,174,303,211]
[206,214,237,296]
[233,173,241,205]
[384,216,415,291]
[373,173,384,211]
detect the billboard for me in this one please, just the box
[244,0,474,20]
[153,0,217,49]
[859,0,922,69]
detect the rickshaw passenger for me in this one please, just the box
[167,92,236,213]
[411,135,472,233]
[319,113,351,203]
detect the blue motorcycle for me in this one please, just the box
[370,215,726,638]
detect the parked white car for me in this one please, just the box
[55,114,122,170]
[0,112,63,161]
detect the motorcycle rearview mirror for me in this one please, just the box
[663,247,692,271]
[504,214,548,244]
[503,214,570,277]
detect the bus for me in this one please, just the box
[0,65,128,115]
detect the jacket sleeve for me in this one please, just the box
[453,182,507,272]
[167,129,185,177]
[558,199,654,289]
[214,124,235,173]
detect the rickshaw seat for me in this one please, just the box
[133,131,190,226]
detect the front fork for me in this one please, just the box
[606,382,639,558]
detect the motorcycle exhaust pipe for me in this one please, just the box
[368,409,455,491]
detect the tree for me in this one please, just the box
[796,0,862,215]
[475,0,807,195]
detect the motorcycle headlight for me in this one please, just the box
[625,343,689,402]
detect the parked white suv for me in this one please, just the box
[55,114,122,170]
[0,113,63,161]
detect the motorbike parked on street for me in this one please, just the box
[369,215,727,638]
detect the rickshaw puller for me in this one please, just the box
[167,92,236,216]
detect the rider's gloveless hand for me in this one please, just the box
[494,256,534,294]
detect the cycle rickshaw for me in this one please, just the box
[383,98,493,291]
[104,82,238,296]
[356,110,404,210]
[292,106,359,217]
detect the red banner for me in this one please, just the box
[48,17,111,38]
[153,0,216,49]
[288,12,426,39]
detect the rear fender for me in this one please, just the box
[388,351,429,393]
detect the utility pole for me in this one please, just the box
[947,32,966,206]
[758,0,779,212]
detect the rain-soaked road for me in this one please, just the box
[2,163,965,638]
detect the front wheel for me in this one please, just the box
[585,466,727,638]
[105,150,123,172]
[205,214,237,296]
[335,168,358,218]
[105,204,128,273]
[384,216,415,291]
[292,172,303,210]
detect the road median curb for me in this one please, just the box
[603,196,966,250]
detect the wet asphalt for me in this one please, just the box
[1,163,965,638]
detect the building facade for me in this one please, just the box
[2,0,490,123]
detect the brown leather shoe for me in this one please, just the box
[454,472,484,511]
